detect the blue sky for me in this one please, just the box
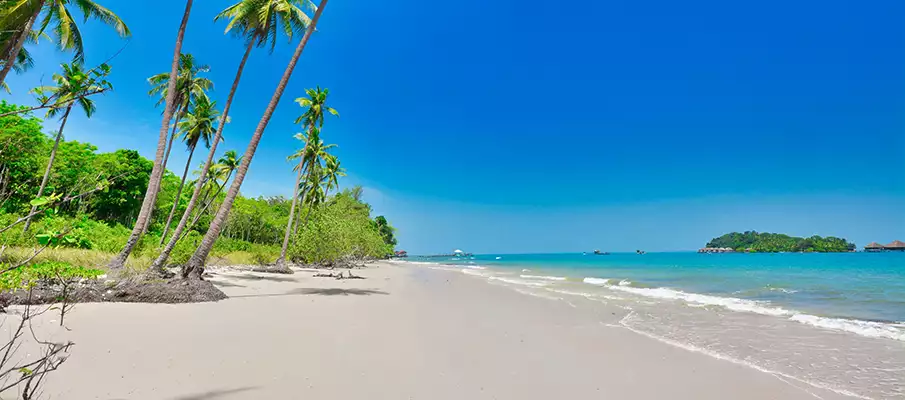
[5,0,905,254]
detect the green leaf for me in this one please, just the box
[36,233,53,245]
[29,197,50,207]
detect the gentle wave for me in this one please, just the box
[604,283,795,316]
[789,314,905,342]
[520,274,567,281]
[581,277,905,341]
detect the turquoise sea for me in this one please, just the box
[402,252,905,399]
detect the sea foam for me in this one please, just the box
[789,314,905,342]
[520,274,567,281]
[583,277,611,285]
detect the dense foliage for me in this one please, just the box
[0,101,396,266]
[289,189,394,263]
[706,231,856,253]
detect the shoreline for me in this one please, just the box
[398,259,905,399]
[8,261,890,399]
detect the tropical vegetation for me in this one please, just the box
[706,231,856,253]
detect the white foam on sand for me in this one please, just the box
[605,284,795,317]
[520,274,567,281]
[616,312,874,400]
[582,277,611,285]
[789,314,905,342]
[583,278,905,342]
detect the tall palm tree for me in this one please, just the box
[183,0,329,279]
[23,62,111,231]
[0,0,130,88]
[109,0,193,271]
[147,53,213,202]
[0,13,47,93]
[159,96,219,244]
[152,0,315,275]
[277,87,337,265]
[291,131,340,235]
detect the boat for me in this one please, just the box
[593,250,610,255]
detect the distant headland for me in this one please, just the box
[700,231,856,253]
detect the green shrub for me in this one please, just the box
[0,261,103,293]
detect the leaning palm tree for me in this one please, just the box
[109,0,193,271]
[180,150,242,241]
[151,0,316,275]
[147,53,213,195]
[277,87,338,265]
[0,18,46,92]
[184,0,329,279]
[159,96,219,244]
[0,0,130,88]
[23,62,111,231]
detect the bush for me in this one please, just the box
[0,261,103,293]
[289,195,391,264]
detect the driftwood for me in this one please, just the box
[312,270,365,280]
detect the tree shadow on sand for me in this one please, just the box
[108,386,258,400]
[293,288,388,296]
[230,287,388,298]
[220,274,298,283]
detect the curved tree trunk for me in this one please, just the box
[183,0,329,280]
[277,156,306,265]
[150,37,256,274]
[23,104,72,232]
[179,170,230,242]
[108,0,194,270]
[142,109,182,234]
[159,145,195,244]
[0,2,43,88]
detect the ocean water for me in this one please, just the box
[402,252,905,399]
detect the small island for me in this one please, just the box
[701,231,856,253]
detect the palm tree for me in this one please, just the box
[183,0,329,279]
[277,87,338,265]
[147,53,213,205]
[288,129,333,236]
[151,0,315,275]
[23,62,111,231]
[179,150,242,241]
[0,0,130,88]
[159,96,219,244]
[321,153,344,198]
[109,0,193,271]
[0,13,46,93]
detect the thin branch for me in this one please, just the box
[0,174,122,236]
[0,88,110,118]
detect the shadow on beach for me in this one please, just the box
[230,288,389,299]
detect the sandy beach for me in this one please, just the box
[9,261,856,400]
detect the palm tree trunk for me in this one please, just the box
[22,104,71,232]
[179,172,229,242]
[142,109,182,234]
[150,37,256,274]
[159,145,195,244]
[277,157,306,265]
[0,2,43,88]
[108,0,194,271]
[292,199,302,236]
[184,0,329,279]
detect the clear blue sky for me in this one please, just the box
[6,0,905,254]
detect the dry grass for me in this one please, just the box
[1,247,277,275]
[0,247,154,275]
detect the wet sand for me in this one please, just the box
[14,262,853,399]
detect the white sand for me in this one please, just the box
[8,262,852,399]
